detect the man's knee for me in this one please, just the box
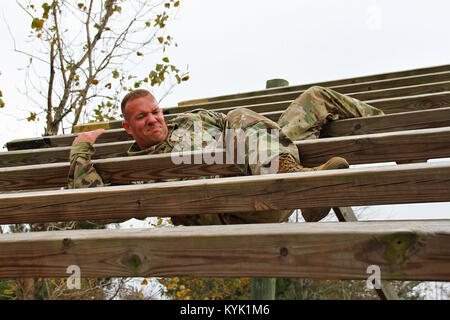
[226,107,254,121]
[303,85,327,97]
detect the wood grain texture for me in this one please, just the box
[202,91,450,116]
[1,161,450,224]
[55,70,450,132]
[6,128,132,151]
[12,103,450,155]
[332,206,400,300]
[0,220,448,280]
[176,64,450,106]
[0,140,131,168]
[295,126,450,167]
[319,107,450,137]
[2,125,450,191]
[169,79,450,115]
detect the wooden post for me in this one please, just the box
[250,78,290,300]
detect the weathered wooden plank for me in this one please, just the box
[332,206,400,300]
[0,150,243,191]
[0,140,129,168]
[201,91,450,116]
[296,126,450,167]
[6,128,132,151]
[70,70,450,132]
[1,161,450,224]
[171,79,450,115]
[11,106,450,153]
[319,107,450,137]
[2,125,450,189]
[177,64,450,106]
[29,92,450,149]
[0,220,448,280]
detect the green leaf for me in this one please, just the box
[174,1,180,7]
[162,57,169,63]
[31,18,45,31]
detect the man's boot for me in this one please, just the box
[276,153,349,222]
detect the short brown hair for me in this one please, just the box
[121,89,156,119]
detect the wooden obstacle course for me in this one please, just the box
[1,63,450,300]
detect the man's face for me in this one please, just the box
[122,96,169,150]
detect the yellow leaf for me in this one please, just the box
[27,112,37,122]
[141,279,148,285]
[91,79,99,85]
[136,51,143,56]
[157,37,164,44]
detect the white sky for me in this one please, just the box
[1,1,450,215]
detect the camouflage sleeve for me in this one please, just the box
[191,108,228,130]
[68,142,105,189]
[68,142,124,226]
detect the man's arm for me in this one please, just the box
[68,129,106,189]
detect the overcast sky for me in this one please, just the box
[1,0,449,220]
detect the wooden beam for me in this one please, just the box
[0,220,448,280]
[71,69,450,132]
[319,107,450,137]
[9,106,450,154]
[2,125,450,190]
[296,126,450,167]
[171,79,450,115]
[10,77,450,151]
[202,91,450,116]
[0,140,130,168]
[333,207,400,300]
[1,161,450,224]
[177,64,450,106]
[6,128,131,151]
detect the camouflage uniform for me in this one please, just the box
[69,86,384,226]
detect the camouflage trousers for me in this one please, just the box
[171,86,385,226]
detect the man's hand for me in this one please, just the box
[72,129,105,146]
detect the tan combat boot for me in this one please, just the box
[277,153,349,222]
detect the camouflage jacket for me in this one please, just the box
[68,108,228,189]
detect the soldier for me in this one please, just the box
[69,86,384,225]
